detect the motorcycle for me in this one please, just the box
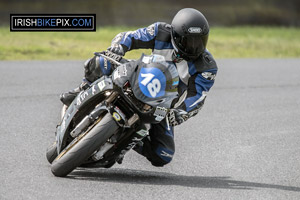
[46,51,179,177]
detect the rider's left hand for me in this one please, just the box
[107,44,125,56]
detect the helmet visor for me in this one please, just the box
[172,30,208,60]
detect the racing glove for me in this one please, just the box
[107,44,125,56]
[167,109,189,126]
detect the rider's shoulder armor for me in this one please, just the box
[193,50,218,73]
[156,22,172,42]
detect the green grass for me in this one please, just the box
[0,26,299,60]
[210,26,300,58]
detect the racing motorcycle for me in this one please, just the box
[46,51,179,177]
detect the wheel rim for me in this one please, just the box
[54,114,105,161]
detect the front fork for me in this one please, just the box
[92,123,150,163]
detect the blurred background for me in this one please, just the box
[1,0,299,26]
[0,0,299,60]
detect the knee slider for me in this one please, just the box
[150,147,174,167]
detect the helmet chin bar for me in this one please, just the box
[173,45,200,61]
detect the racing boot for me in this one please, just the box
[60,81,90,106]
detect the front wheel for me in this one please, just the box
[51,113,119,177]
[46,141,58,164]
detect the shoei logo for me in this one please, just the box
[188,27,202,33]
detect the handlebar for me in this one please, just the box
[94,51,123,66]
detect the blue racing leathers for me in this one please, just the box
[84,22,217,166]
[109,22,218,117]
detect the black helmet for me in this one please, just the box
[171,8,209,61]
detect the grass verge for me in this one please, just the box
[0,26,299,60]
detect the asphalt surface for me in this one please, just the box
[0,59,300,200]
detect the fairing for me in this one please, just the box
[113,54,179,109]
[56,77,113,153]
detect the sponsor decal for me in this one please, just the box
[76,91,88,106]
[146,24,155,36]
[92,85,97,95]
[153,106,168,121]
[136,129,148,137]
[97,80,106,91]
[122,65,127,76]
[103,58,108,70]
[113,69,121,80]
[112,112,121,121]
[188,27,202,33]
[201,72,216,80]
[113,65,127,80]
[138,67,166,98]
[114,106,126,121]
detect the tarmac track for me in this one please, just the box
[0,59,300,200]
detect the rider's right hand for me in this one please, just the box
[107,44,125,56]
[167,109,189,126]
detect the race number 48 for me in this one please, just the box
[140,73,161,97]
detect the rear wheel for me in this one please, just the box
[51,113,119,177]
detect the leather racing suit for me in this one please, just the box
[83,22,218,166]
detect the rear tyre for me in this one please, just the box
[51,114,118,177]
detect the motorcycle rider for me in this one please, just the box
[60,8,218,167]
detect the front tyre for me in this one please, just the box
[51,113,118,177]
[46,141,58,164]
[61,104,68,120]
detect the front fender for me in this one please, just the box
[56,76,113,153]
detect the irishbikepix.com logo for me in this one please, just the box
[10,14,96,31]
